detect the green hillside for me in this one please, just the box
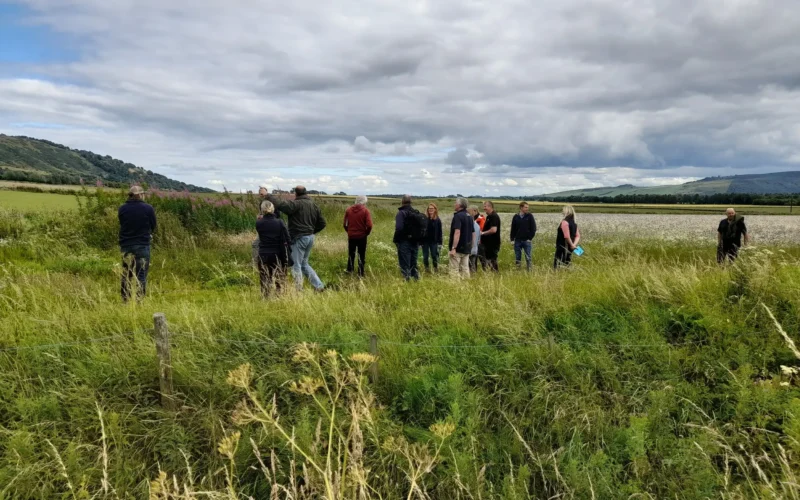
[0,135,215,193]
[543,171,800,197]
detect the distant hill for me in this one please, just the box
[542,171,800,198]
[0,135,215,193]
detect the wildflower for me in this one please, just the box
[226,363,252,389]
[349,352,377,368]
[217,431,241,459]
[292,343,317,363]
[289,376,324,395]
[430,421,456,440]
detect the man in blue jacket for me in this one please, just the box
[118,186,157,301]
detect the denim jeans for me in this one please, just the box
[514,239,532,270]
[121,245,150,301]
[291,235,324,291]
[397,240,420,281]
[421,242,440,270]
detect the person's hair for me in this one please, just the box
[484,200,494,209]
[260,200,275,215]
[401,194,412,206]
[295,186,307,196]
[469,206,481,215]
[427,203,439,219]
[562,205,575,220]
[519,201,528,208]
[456,197,469,210]
[355,195,368,205]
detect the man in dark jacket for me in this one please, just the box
[449,197,474,279]
[118,186,157,301]
[343,195,373,277]
[393,194,420,281]
[510,201,536,270]
[481,200,501,272]
[718,208,749,263]
[266,186,327,291]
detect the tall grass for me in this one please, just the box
[1,196,800,498]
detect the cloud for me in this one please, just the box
[353,136,376,153]
[445,148,479,170]
[2,0,800,195]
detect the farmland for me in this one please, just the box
[1,190,800,498]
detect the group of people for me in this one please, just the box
[392,196,581,281]
[116,185,750,301]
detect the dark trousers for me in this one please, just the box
[121,245,150,301]
[397,240,420,281]
[553,246,572,269]
[468,244,487,273]
[347,237,367,277]
[717,244,740,264]
[483,244,499,272]
[421,242,440,270]
[258,253,288,298]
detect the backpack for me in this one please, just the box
[405,208,428,242]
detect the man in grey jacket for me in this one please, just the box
[266,185,327,291]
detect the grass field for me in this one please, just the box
[0,189,81,211]
[2,185,800,216]
[2,192,800,498]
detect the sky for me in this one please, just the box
[2,0,800,195]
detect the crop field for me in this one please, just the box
[1,191,800,498]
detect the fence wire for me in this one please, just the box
[0,328,707,353]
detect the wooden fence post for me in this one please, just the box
[153,313,177,411]
[369,334,379,384]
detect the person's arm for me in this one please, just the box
[482,217,497,236]
[510,217,517,241]
[450,229,461,256]
[343,211,349,232]
[561,221,575,250]
[436,219,443,245]
[314,208,327,234]
[149,206,157,234]
[573,227,581,249]
[394,212,404,244]
[741,221,749,245]
[530,216,537,239]
[266,194,297,214]
[366,209,373,235]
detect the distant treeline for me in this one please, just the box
[541,193,800,205]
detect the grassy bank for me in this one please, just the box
[1,198,800,498]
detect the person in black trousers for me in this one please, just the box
[422,202,443,272]
[118,186,156,301]
[554,205,581,269]
[255,200,291,298]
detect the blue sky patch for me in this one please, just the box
[0,3,79,63]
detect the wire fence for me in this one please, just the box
[0,328,707,353]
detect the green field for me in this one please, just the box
[0,189,81,211]
[2,187,800,216]
[1,191,800,498]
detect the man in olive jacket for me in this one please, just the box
[266,186,327,291]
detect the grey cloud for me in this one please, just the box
[445,148,477,170]
[2,0,800,192]
[353,136,376,153]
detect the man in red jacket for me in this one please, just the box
[343,195,374,277]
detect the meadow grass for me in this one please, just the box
[1,198,800,498]
[0,190,81,211]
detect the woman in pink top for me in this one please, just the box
[554,205,581,269]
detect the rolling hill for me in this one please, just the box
[542,171,800,198]
[0,135,215,193]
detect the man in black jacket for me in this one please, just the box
[266,186,327,291]
[510,201,536,270]
[717,208,749,263]
[118,186,157,301]
[393,194,420,281]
